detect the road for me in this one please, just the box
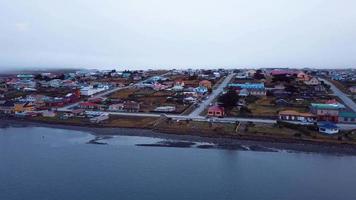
[105,111,356,130]
[188,73,235,117]
[319,78,356,112]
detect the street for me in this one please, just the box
[319,78,356,112]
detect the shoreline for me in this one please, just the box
[1,119,356,156]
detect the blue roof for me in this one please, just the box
[318,122,338,129]
[228,83,265,89]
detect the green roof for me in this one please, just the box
[311,103,345,110]
[339,112,356,118]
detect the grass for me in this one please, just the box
[246,97,309,117]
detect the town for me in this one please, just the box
[1,68,356,144]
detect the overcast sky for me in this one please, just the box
[0,0,356,71]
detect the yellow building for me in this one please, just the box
[14,102,35,113]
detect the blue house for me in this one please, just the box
[318,122,339,134]
[228,83,265,89]
[195,86,208,95]
[228,83,266,96]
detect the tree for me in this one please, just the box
[218,89,239,109]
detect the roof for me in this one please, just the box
[228,83,265,89]
[339,112,356,118]
[279,110,315,117]
[270,69,297,76]
[0,100,15,107]
[208,105,224,112]
[318,122,338,129]
[311,103,346,110]
[79,102,98,107]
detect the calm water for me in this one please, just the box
[1,127,356,200]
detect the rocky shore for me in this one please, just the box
[1,119,356,155]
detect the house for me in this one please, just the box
[313,85,326,92]
[297,72,310,81]
[304,77,320,86]
[152,83,168,91]
[272,90,291,98]
[238,88,249,97]
[14,102,35,113]
[228,83,266,96]
[199,80,212,89]
[42,110,57,117]
[310,103,346,123]
[80,85,109,96]
[207,105,225,117]
[195,86,208,95]
[245,69,256,77]
[338,112,356,124]
[79,102,99,109]
[318,122,339,134]
[71,109,85,116]
[172,81,185,91]
[0,100,15,114]
[123,101,140,112]
[108,103,124,111]
[270,69,297,77]
[278,110,317,122]
[349,86,356,94]
[183,96,197,104]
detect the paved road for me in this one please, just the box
[320,78,356,112]
[188,73,235,117]
[105,111,356,130]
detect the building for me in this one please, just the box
[349,86,356,94]
[318,122,339,134]
[297,72,310,81]
[0,100,15,114]
[228,83,266,96]
[304,77,320,86]
[278,110,316,122]
[108,103,124,111]
[42,110,57,117]
[79,102,99,109]
[80,85,109,96]
[207,106,225,117]
[14,102,35,113]
[199,80,212,89]
[310,103,346,123]
[195,86,208,95]
[123,101,140,112]
[338,112,356,123]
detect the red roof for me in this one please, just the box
[79,102,98,107]
[208,105,224,112]
[325,99,339,104]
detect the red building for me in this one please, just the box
[207,106,225,117]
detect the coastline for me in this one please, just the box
[1,119,356,156]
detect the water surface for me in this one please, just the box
[1,127,356,200]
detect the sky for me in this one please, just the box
[1,0,356,71]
